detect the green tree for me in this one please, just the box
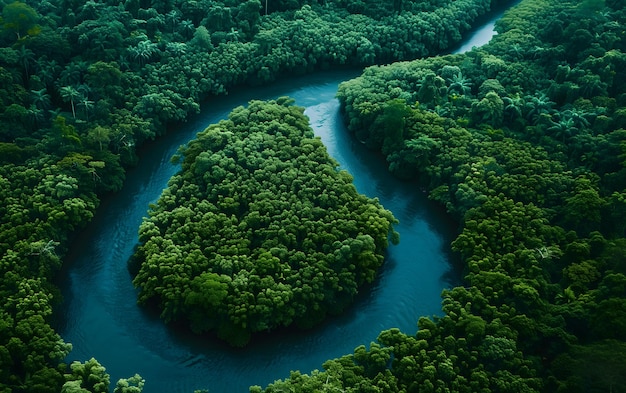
[447,71,472,96]
[113,374,144,393]
[87,126,110,151]
[63,358,109,393]
[1,1,39,40]
[128,38,158,66]
[471,91,504,127]
[59,86,80,119]
[30,88,50,110]
[16,46,35,82]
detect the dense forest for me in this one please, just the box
[131,98,399,346]
[1,0,623,391]
[255,0,626,392]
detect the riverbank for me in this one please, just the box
[1,1,521,391]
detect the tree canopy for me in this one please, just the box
[3,0,621,391]
[132,99,398,346]
[261,0,626,392]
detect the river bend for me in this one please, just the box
[56,8,511,392]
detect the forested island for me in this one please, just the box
[1,0,625,391]
[131,98,398,346]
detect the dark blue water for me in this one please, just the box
[56,7,512,392]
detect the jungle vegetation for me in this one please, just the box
[132,98,399,346]
[254,0,626,392]
[1,0,623,391]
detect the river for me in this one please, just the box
[55,6,512,393]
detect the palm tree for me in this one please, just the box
[555,286,576,304]
[165,42,187,56]
[77,96,94,121]
[59,61,88,86]
[27,104,44,128]
[563,108,591,130]
[30,240,60,257]
[548,117,577,143]
[166,10,180,33]
[180,20,195,39]
[92,35,108,52]
[76,83,91,98]
[38,60,61,87]
[117,54,131,71]
[503,94,523,120]
[130,39,158,66]
[507,43,524,60]
[227,27,241,42]
[60,86,80,118]
[447,72,472,96]
[524,93,554,124]
[31,88,51,109]
[88,126,110,151]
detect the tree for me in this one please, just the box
[477,79,506,99]
[547,116,577,143]
[447,71,472,96]
[87,126,110,151]
[552,341,626,392]
[38,59,61,87]
[1,1,39,41]
[52,115,81,149]
[77,96,94,120]
[31,88,51,110]
[165,10,179,34]
[502,94,525,129]
[379,98,411,153]
[63,358,110,393]
[524,93,554,124]
[562,177,606,233]
[418,72,446,106]
[128,38,158,66]
[179,19,194,38]
[113,374,144,393]
[59,86,80,119]
[189,26,212,50]
[85,61,123,104]
[471,91,504,127]
[203,6,233,31]
[235,0,262,39]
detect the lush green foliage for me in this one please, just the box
[0,0,543,390]
[132,99,398,346]
[252,0,626,392]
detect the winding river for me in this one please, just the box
[56,7,512,393]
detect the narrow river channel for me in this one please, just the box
[55,6,514,392]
